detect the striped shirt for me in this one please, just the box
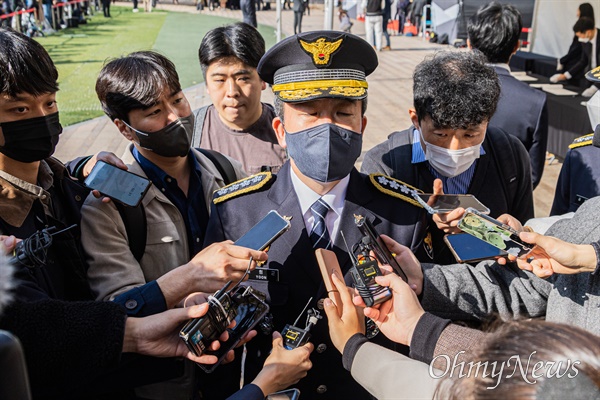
[411,129,485,194]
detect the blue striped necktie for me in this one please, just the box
[310,198,332,249]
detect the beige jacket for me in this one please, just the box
[81,146,246,301]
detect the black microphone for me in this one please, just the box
[593,124,600,148]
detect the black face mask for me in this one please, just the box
[0,112,62,163]
[125,114,195,158]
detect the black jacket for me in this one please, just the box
[489,66,548,189]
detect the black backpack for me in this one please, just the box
[116,148,237,262]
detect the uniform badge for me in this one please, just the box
[213,172,274,204]
[423,231,434,260]
[369,173,423,208]
[568,133,594,149]
[299,37,343,67]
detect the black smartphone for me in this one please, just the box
[444,233,506,263]
[84,160,152,207]
[234,210,291,251]
[457,208,532,258]
[267,389,301,400]
[412,193,490,214]
[200,286,269,373]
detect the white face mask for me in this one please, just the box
[579,37,591,43]
[419,129,482,178]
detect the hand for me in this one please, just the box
[549,73,566,83]
[83,152,128,203]
[362,273,425,346]
[496,213,523,232]
[323,273,365,354]
[251,332,313,396]
[182,241,268,293]
[123,303,231,364]
[514,232,597,277]
[582,86,599,97]
[379,234,423,294]
[0,235,19,255]
[430,179,464,234]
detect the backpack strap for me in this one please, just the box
[191,105,210,148]
[198,148,237,185]
[115,202,147,263]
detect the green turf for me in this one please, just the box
[36,7,277,127]
[37,6,169,126]
[153,14,277,89]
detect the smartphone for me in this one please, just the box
[234,210,291,251]
[194,285,270,373]
[412,193,490,214]
[266,389,301,400]
[315,249,343,313]
[84,160,152,207]
[457,208,532,258]
[444,233,506,263]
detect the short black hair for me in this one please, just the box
[198,23,265,77]
[468,2,522,64]
[0,28,58,97]
[579,3,595,23]
[96,51,181,123]
[573,17,595,33]
[413,51,500,130]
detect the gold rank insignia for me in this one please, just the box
[213,172,274,204]
[569,133,594,149]
[369,173,423,207]
[299,37,343,67]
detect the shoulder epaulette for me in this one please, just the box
[213,172,275,204]
[369,173,423,208]
[569,133,594,149]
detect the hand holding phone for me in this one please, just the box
[457,208,532,258]
[84,160,151,207]
[234,210,291,251]
[315,249,344,314]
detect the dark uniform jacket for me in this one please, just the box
[203,162,427,399]
[489,66,548,189]
[551,134,600,215]
[568,29,600,85]
[361,126,534,264]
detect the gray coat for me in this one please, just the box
[421,196,600,334]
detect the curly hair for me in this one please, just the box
[413,50,500,130]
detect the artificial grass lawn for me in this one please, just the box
[36,7,276,127]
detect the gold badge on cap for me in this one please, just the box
[299,37,343,67]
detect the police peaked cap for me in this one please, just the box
[257,31,378,102]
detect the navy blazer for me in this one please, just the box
[551,143,600,215]
[202,162,427,399]
[489,66,548,189]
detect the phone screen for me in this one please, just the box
[84,161,151,207]
[413,193,490,214]
[198,286,270,373]
[444,233,505,263]
[234,210,291,250]
[457,209,532,258]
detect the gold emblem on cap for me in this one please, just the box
[299,37,343,66]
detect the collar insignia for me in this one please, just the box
[299,37,343,67]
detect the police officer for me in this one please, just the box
[551,66,600,216]
[203,31,428,399]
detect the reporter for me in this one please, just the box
[324,260,600,399]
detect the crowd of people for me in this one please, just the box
[1,1,600,399]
